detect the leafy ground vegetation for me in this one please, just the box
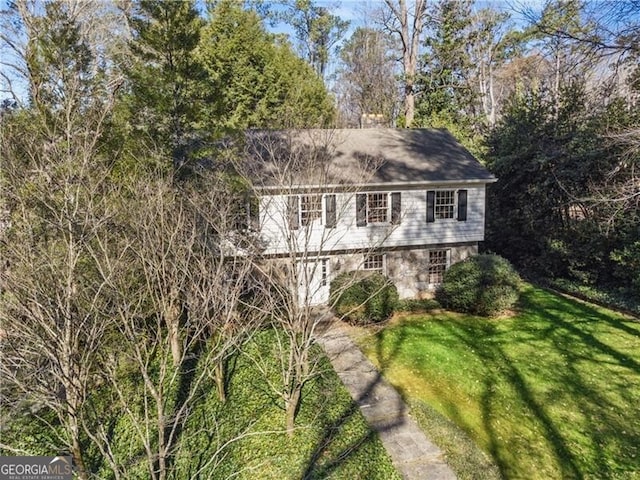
[358,285,640,479]
[1,329,399,480]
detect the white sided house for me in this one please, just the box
[242,128,496,306]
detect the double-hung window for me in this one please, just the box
[426,189,467,223]
[367,193,388,223]
[356,192,401,226]
[288,194,337,230]
[363,253,385,273]
[427,249,449,284]
[435,190,455,219]
[300,195,322,226]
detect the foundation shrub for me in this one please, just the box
[330,271,399,324]
[436,254,521,316]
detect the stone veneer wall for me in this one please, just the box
[327,243,478,300]
[387,244,477,298]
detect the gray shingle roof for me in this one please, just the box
[241,128,495,188]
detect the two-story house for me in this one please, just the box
[241,128,496,305]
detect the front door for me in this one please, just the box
[298,259,329,306]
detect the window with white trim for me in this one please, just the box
[367,193,388,223]
[300,195,322,226]
[288,194,337,230]
[426,189,467,223]
[435,190,455,219]
[356,192,401,226]
[363,253,385,273]
[428,249,448,284]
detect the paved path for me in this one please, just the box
[315,317,457,480]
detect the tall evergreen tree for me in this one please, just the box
[417,0,520,133]
[124,0,207,174]
[418,0,473,123]
[486,83,639,289]
[198,0,334,130]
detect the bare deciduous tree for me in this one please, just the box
[0,2,123,477]
[82,170,260,479]
[0,153,116,479]
[336,27,399,126]
[379,0,427,127]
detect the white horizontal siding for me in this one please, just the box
[259,186,486,255]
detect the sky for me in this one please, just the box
[0,0,589,105]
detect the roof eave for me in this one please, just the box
[254,176,498,193]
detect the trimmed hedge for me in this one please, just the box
[436,254,521,317]
[330,271,399,324]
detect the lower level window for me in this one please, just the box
[320,258,328,286]
[364,253,384,272]
[428,250,448,284]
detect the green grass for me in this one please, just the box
[358,285,640,479]
[1,329,400,480]
[407,398,502,479]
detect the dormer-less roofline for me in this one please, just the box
[238,128,496,188]
[254,177,497,194]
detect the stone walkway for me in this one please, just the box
[315,316,456,480]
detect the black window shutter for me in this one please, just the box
[288,196,299,230]
[356,193,367,227]
[325,194,336,228]
[457,189,467,221]
[426,191,435,223]
[391,192,401,225]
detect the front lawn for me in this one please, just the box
[358,285,640,479]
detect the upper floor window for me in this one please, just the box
[367,193,388,223]
[356,192,401,226]
[288,194,336,230]
[427,189,467,223]
[435,190,455,219]
[235,196,259,231]
[300,195,322,226]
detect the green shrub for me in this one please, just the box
[436,254,521,316]
[330,271,399,324]
[396,298,441,313]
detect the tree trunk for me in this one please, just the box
[488,60,496,127]
[285,386,302,437]
[69,414,88,480]
[214,360,226,403]
[166,302,182,366]
[404,84,415,128]
[156,404,167,480]
[386,0,424,128]
[554,49,561,119]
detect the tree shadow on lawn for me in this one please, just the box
[301,323,410,479]
[300,387,378,480]
[423,287,640,479]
